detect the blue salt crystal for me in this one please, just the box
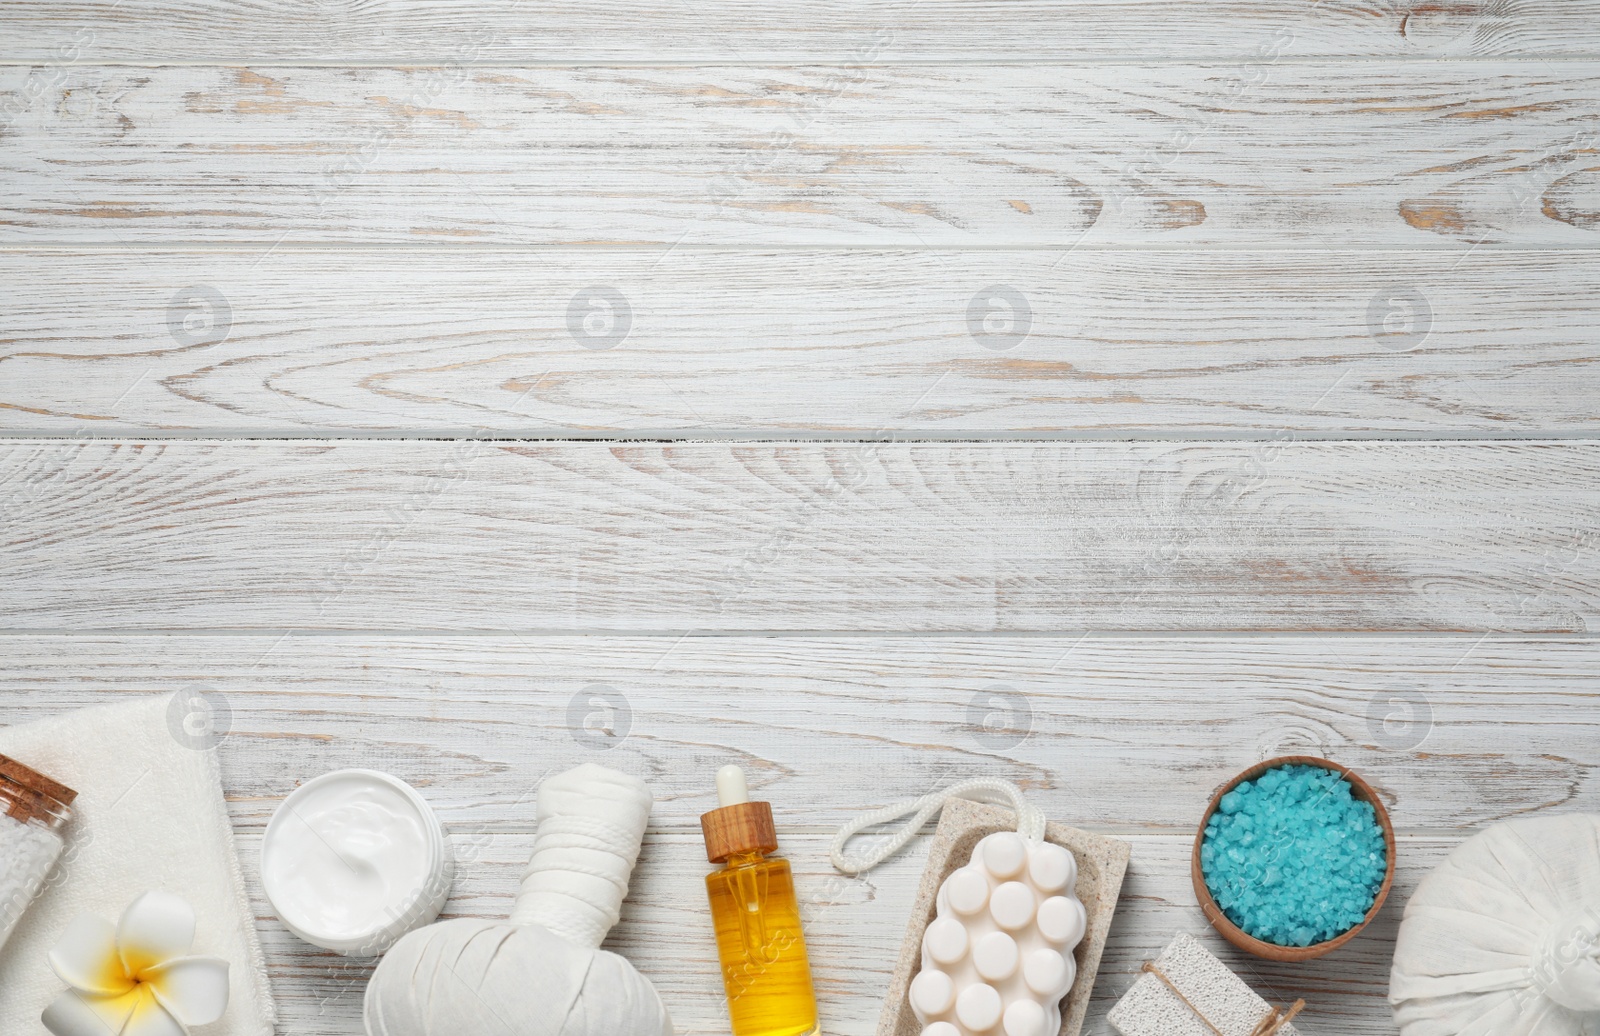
[1200,764,1387,946]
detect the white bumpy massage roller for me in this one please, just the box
[830,778,1088,1036]
[364,764,673,1036]
[910,831,1087,1036]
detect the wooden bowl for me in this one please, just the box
[1191,755,1396,962]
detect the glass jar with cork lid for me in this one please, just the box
[0,753,77,954]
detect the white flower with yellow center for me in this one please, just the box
[42,891,230,1036]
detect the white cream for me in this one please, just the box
[262,769,451,955]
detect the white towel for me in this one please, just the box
[0,692,275,1035]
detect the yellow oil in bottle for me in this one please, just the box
[702,766,820,1036]
[707,851,818,1036]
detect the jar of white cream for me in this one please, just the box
[262,769,453,956]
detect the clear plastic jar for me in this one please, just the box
[0,754,76,955]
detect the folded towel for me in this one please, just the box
[0,692,275,1035]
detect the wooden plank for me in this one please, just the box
[6,249,1600,436]
[4,440,1599,632]
[4,63,1600,247]
[3,1,1599,63]
[3,634,1594,830]
[241,829,1453,1036]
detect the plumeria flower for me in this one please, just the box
[42,891,230,1036]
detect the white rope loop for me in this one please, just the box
[830,777,1043,876]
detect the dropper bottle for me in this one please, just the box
[701,765,820,1036]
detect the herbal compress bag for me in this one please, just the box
[1389,814,1600,1036]
[365,764,672,1036]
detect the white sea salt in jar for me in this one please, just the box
[0,753,76,956]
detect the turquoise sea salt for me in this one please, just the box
[1200,764,1387,947]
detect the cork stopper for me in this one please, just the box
[701,765,779,863]
[0,753,76,825]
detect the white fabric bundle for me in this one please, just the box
[364,763,672,1036]
[1390,814,1600,1036]
[508,763,655,947]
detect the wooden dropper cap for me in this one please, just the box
[701,765,778,863]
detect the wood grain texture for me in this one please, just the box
[5,249,1600,436]
[5,3,1599,1034]
[2,439,1599,633]
[4,1,1599,63]
[5,63,1600,247]
[2,634,1592,831]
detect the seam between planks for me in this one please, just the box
[8,242,1600,253]
[5,630,1599,639]
[8,56,1600,68]
[6,431,1600,444]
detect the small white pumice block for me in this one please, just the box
[910,832,1087,1036]
[1107,932,1304,1036]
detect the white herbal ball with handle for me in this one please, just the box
[1389,814,1600,1036]
[364,764,673,1036]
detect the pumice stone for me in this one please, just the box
[912,833,1087,1036]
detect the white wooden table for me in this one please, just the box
[3,3,1599,1033]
